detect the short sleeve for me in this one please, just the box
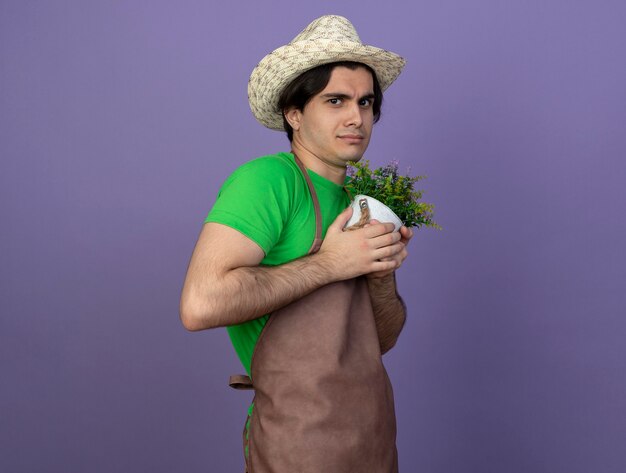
[205,158,295,255]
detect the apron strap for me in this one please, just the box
[292,152,323,255]
[344,186,353,200]
[229,374,254,390]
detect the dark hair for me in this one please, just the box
[277,61,384,142]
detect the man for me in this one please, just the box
[180,15,412,473]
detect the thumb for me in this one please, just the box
[328,206,354,233]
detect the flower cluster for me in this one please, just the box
[345,160,440,229]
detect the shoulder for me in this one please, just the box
[226,152,299,185]
[207,153,300,254]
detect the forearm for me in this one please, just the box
[367,273,407,354]
[180,217,402,332]
[181,253,334,330]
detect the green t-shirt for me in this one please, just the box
[205,152,351,376]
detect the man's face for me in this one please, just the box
[290,66,375,169]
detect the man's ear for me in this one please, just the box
[284,108,302,131]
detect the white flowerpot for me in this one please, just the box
[345,194,403,232]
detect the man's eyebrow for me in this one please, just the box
[319,92,375,101]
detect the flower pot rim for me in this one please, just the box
[352,194,404,225]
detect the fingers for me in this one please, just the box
[372,241,406,261]
[320,210,410,281]
[400,226,414,245]
[328,207,354,233]
[362,221,396,238]
[370,258,399,274]
[369,229,401,250]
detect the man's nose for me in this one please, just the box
[345,102,363,127]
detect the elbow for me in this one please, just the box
[179,307,203,332]
[179,292,219,332]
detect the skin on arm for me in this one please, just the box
[179,207,405,331]
[366,224,414,354]
[367,273,407,354]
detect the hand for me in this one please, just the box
[365,220,413,279]
[317,207,404,281]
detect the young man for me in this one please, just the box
[180,15,411,473]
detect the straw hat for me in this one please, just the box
[248,15,406,130]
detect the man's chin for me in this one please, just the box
[338,146,367,162]
[342,153,366,164]
[342,143,370,163]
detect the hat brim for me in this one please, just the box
[248,40,406,130]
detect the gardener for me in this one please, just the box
[180,15,412,473]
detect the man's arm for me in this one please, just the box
[366,225,413,354]
[367,274,407,354]
[180,207,404,331]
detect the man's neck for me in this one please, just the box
[290,143,347,186]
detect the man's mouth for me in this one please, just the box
[338,134,365,143]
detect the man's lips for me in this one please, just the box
[338,134,365,143]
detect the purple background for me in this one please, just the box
[2,1,625,472]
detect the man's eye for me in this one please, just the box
[360,98,372,107]
[329,98,342,105]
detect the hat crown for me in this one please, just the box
[289,15,362,45]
